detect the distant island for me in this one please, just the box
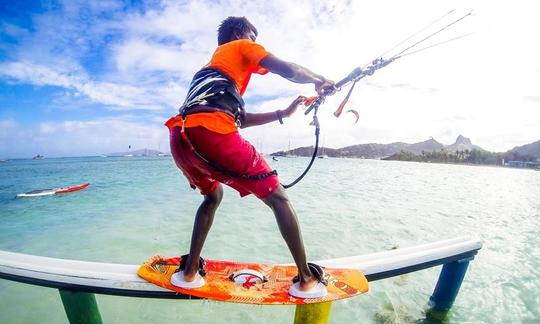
[271,135,540,170]
[106,148,168,157]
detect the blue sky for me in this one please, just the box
[1,0,539,158]
[1,1,189,157]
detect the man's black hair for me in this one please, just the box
[217,16,258,45]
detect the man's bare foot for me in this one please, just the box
[180,254,201,282]
[170,266,205,289]
[182,269,198,282]
[298,275,319,291]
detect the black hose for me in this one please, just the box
[281,124,320,189]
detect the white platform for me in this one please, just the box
[0,236,482,298]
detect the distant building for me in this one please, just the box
[505,161,540,169]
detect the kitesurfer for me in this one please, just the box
[165,16,334,296]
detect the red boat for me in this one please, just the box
[17,182,90,197]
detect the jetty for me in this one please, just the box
[0,236,481,323]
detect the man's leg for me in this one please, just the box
[262,185,318,291]
[183,184,224,281]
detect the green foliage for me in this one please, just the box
[384,148,538,166]
[384,149,507,165]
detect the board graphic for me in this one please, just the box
[138,256,368,305]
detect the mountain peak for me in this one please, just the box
[445,135,480,152]
[455,135,472,145]
[425,137,443,144]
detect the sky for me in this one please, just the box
[0,0,539,158]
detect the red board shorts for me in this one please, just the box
[170,126,280,199]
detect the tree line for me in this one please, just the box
[383,149,537,165]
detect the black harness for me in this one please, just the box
[179,67,245,123]
[178,67,278,182]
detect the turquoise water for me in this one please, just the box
[0,156,539,323]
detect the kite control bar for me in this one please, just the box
[304,58,394,116]
[303,10,473,117]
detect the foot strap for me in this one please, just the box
[292,263,328,286]
[289,262,329,299]
[176,254,207,277]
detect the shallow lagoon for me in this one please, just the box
[1,156,539,323]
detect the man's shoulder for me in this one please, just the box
[215,40,266,58]
[215,39,244,53]
[226,39,263,48]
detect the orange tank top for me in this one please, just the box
[166,40,271,134]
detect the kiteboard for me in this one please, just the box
[137,255,368,305]
[17,182,90,197]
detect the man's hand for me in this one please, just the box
[283,96,307,118]
[315,78,336,96]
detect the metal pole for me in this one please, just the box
[426,259,471,321]
[59,290,103,324]
[293,302,332,324]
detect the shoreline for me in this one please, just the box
[381,158,540,171]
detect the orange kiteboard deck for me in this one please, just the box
[137,256,368,305]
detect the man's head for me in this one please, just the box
[217,16,258,45]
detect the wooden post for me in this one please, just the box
[59,290,103,324]
[293,302,332,324]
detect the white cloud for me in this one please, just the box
[39,123,57,134]
[1,61,74,87]
[0,119,35,158]
[0,61,172,110]
[1,22,30,38]
[112,38,208,77]
[0,117,170,158]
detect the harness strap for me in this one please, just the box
[179,121,278,181]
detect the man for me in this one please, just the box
[164,16,334,298]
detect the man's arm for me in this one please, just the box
[259,54,334,95]
[240,96,306,129]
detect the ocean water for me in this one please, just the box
[0,156,539,323]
